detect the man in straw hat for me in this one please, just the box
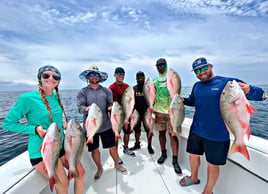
[77,65,127,180]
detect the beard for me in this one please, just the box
[90,79,100,84]
[199,71,213,82]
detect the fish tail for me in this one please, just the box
[171,131,177,137]
[229,142,250,160]
[68,169,78,180]
[149,131,154,137]
[123,121,128,130]
[115,134,122,141]
[49,176,56,192]
[149,107,154,114]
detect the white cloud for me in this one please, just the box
[0,0,268,91]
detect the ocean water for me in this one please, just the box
[0,86,267,166]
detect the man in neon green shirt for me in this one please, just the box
[153,58,182,174]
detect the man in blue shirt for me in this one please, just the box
[179,57,266,194]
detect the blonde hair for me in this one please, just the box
[38,83,68,123]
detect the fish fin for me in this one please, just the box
[246,125,251,140]
[39,143,43,153]
[43,163,46,172]
[247,103,257,115]
[85,119,90,129]
[225,122,234,137]
[229,142,250,161]
[68,169,78,180]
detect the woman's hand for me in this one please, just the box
[35,126,47,137]
[62,122,68,129]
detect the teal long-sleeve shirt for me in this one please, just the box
[2,91,65,159]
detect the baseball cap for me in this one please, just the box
[136,71,145,78]
[114,67,125,73]
[192,57,211,71]
[156,58,167,65]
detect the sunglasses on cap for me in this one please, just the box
[88,73,100,78]
[157,64,166,69]
[116,72,125,76]
[41,73,61,81]
[194,65,209,74]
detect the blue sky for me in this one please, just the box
[0,0,268,91]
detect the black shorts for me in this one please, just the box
[87,128,116,151]
[186,132,230,165]
[30,148,65,166]
[133,114,150,133]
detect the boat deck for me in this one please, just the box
[60,132,204,194]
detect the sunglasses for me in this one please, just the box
[137,77,145,80]
[88,73,100,78]
[41,73,61,81]
[194,65,209,74]
[157,64,166,69]
[116,72,125,76]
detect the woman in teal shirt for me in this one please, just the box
[2,65,85,194]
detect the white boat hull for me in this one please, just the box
[1,118,268,194]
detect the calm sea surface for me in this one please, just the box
[0,86,267,166]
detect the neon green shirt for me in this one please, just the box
[2,91,65,159]
[153,78,171,114]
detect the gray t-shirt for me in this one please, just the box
[77,85,113,133]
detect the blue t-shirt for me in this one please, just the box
[184,76,266,141]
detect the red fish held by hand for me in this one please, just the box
[220,80,257,160]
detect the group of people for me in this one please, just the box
[2,57,266,194]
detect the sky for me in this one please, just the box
[0,0,268,91]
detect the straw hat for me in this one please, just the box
[79,65,108,83]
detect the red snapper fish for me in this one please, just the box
[85,103,103,144]
[64,119,86,180]
[143,77,155,113]
[40,123,62,192]
[220,80,257,160]
[121,86,135,129]
[166,68,181,99]
[110,101,124,141]
[130,109,140,133]
[168,94,185,136]
[144,108,154,137]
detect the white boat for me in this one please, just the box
[1,118,268,194]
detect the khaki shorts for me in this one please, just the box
[155,112,172,133]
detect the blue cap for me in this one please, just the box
[37,65,61,81]
[192,57,210,71]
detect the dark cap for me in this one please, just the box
[192,57,210,71]
[136,71,145,78]
[156,58,167,66]
[114,67,125,73]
